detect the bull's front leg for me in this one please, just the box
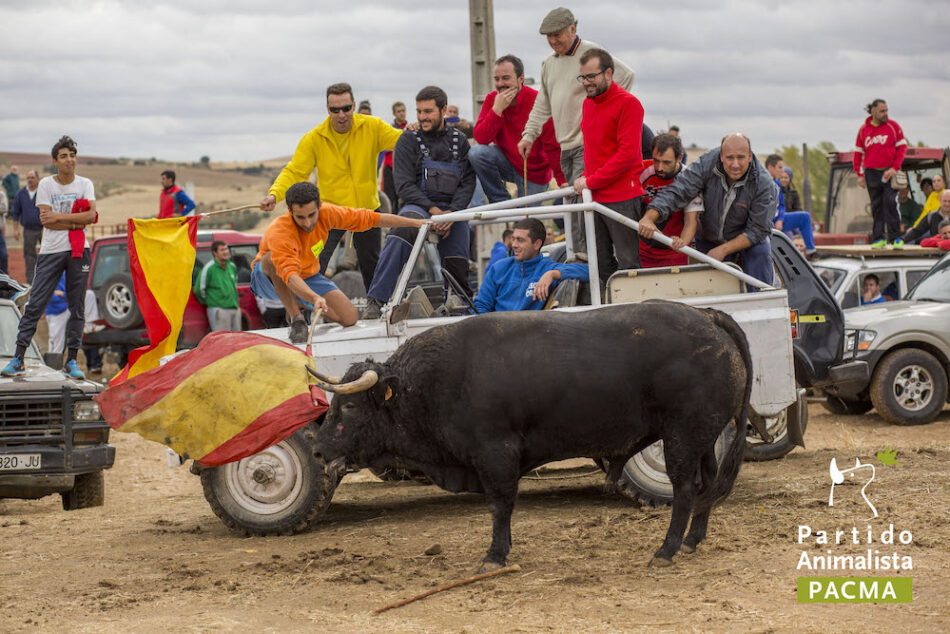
[481,488,516,573]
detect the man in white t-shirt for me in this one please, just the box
[2,136,98,379]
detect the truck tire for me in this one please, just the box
[744,393,809,462]
[822,395,873,416]
[99,273,144,329]
[200,425,339,536]
[612,425,735,507]
[869,348,948,425]
[61,471,105,510]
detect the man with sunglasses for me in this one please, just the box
[261,83,404,292]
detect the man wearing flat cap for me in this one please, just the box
[517,8,635,255]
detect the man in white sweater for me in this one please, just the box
[517,7,635,254]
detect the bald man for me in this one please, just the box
[640,133,777,287]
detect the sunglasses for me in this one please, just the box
[328,104,354,114]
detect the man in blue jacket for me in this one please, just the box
[475,218,588,313]
[11,170,43,283]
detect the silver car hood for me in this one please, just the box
[844,299,950,330]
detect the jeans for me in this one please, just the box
[779,212,815,251]
[318,207,384,292]
[467,144,549,203]
[695,236,773,291]
[367,204,470,303]
[865,168,901,242]
[207,307,242,332]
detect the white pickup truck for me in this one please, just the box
[196,188,844,535]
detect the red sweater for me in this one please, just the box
[474,86,563,185]
[580,82,644,202]
[920,236,950,251]
[853,116,908,175]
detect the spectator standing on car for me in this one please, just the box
[45,273,69,355]
[636,133,700,268]
[2,166,19,208]
[261,83,404,293]
[362,86,477,319]
[474,219,588,313]
[572,47,644,282]
[860,273,887,305]
[11,170,43,283]
[517,7,634,254]
[252,181,425,341]
[193,240,241,332]
[644,134,776,288]
[381,101,409,208]
[471,54,563,204]
[903,189,950,244]
[853,99,907,248]
[158,170,196,219]
[2,136,98,379]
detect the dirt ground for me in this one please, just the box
[1,404,948,633]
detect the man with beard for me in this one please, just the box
[636,133,700,268]
[362,85,476,319]
[470,54,563,203]
[572,47,644,284]
[853,98,907,248]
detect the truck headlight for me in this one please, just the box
[73,400,101,421]
[844,329,856,354]
[856,330,877,351]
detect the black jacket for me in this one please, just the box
[904,210,950,243]
[393,125,476,212]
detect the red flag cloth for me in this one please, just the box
[95,331,329,466]
[69,198,95,258]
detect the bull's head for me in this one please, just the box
[311,361,400,473]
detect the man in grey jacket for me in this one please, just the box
[639,133,776,287]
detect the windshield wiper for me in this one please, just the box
[912,297,949,303]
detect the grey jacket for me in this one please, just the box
[649,148,777,245]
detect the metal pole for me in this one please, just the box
[802,142,812,213]
[469,0,495,121]
[387,223,432,313]
[582,190,602,305]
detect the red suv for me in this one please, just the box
[84,230,265,357]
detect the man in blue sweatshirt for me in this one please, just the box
[474,218,588,313]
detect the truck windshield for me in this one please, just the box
[906,257,950,303]
[0,305,41,360]
[813,265,847,292]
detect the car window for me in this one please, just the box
[907,257,950,302]
[813,266,847,292]
[91,243,131,289]
[841,278,860,309]
[905,269,928,293]
[854,271,899,306]
[0,305,40,360]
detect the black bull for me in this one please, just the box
[313,301,752,569]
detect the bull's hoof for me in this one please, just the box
[680,542,696,554]
[648,555,674,568]
[478,561,505,574]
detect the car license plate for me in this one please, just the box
[0,454,41,471]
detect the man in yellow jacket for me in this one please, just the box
[261,82,403,291]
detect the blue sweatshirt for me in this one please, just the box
[485,241,509,274]
[45,274,68,316]
[772,177,786,225]
[474,254,588,313]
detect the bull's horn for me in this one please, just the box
[308,365,343,384]
[307,367,378,394]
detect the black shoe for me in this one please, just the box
[361,298,384,320]
[289,317,308,344]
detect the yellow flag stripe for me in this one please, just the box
[120,344,314,459]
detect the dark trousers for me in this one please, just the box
[318,206,384,292]
[593,197,641,286]
[366,204,470,303]
[16,250,90,354]
[695,236,773,291]
[865,168,901,242]
[382,165,397,212]
[0,225,7,274]
[22,226,42,283]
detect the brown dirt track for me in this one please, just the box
[1,404,948,633]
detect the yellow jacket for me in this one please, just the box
[269,114,403,210]
[913,188,945,227]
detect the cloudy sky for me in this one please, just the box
[2,0,948,162]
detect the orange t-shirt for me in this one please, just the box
[253,203,380,283]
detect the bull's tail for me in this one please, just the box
[693,309,752,515]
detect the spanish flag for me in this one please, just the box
[112,216,200,384]
[95,332,329,466]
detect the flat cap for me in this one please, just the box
[539,7,576,35]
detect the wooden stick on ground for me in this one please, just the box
[200,203,261,218]
[371,564,521,615]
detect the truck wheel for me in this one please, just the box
[99,273,144,329]
[744,395,809,462]
[822,396,873,416]
[613,425,735,507]
[200,425,339,536]
[61,471,105,510]
[869,349,948,425]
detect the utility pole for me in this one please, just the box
[469,0,496,120]
[802,143,812,213]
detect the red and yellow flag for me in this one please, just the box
[95,332,329,466]
[112,216,199,384]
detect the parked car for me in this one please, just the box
[812,249,939,309]
[0,297,115,509]
[84,230,265,358]
[823,253,950,424]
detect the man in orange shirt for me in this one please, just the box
[252,181,426,342]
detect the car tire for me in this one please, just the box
[822,395,874,416]
[99,273,144,329]
[611,425,736,507]
[743,398,809,462]
[61,471,105,510]
[869,348,948,425]
[200,425,339,536]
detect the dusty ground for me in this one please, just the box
[1,405,948,633]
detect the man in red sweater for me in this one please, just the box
[572,47,644,283]
[470,54,563,203]
[853,98,908,248]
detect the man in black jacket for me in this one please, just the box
[903,189,950,244]
[363,85,476,318]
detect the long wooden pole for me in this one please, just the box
[200,203,261,217]
[372,564,521,614]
